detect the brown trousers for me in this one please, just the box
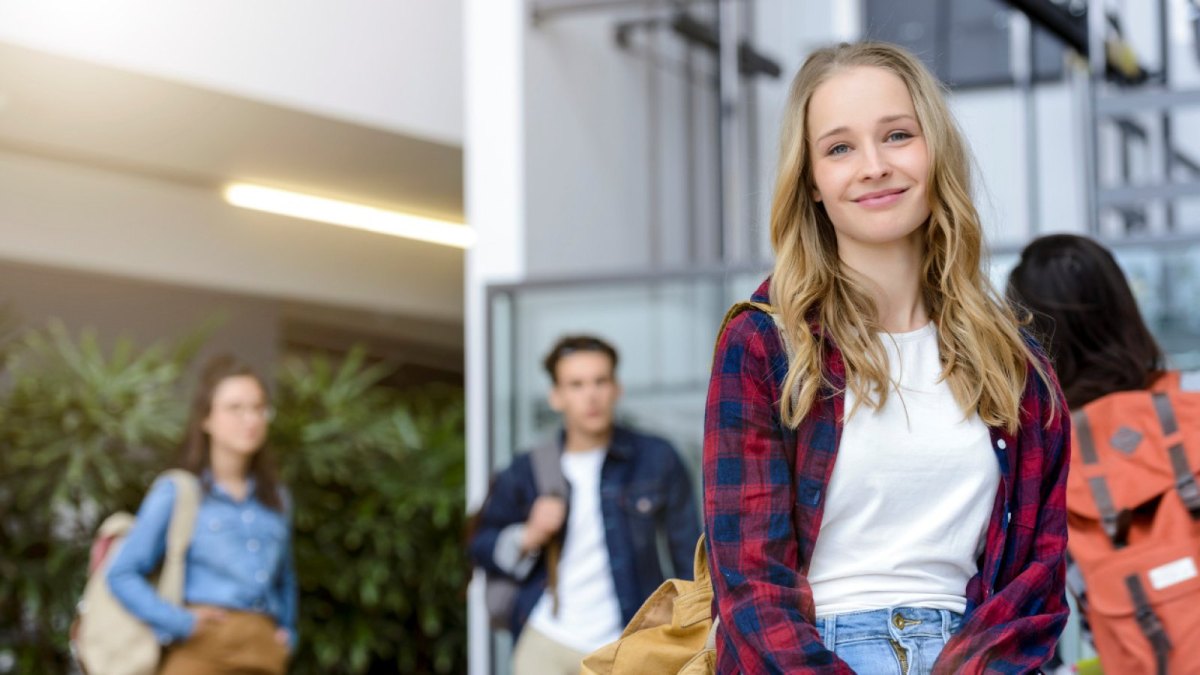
[158,606,288,675]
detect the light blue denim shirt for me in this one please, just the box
[106,473,299,647]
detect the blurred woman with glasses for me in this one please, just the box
[107,354,297,675]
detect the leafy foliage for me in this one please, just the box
[273,349,467,674]
[0,322,196,672]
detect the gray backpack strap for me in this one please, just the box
[156,469,202,604]
[529,436,567,498]
[528,436,567,615]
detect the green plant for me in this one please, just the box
[0,322,196,672]
[272,349,467,674]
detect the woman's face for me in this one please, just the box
[203,375,270,457]
[806,66,931,260]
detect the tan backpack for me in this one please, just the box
[580,536,719,674]
[1066,371,1200,675]
[71,469,202,675]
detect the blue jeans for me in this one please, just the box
[817,607,963,675]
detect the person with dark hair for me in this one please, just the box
[1008,234,1200,673]
[107,355,297,675]
[469,334,700,675]
[1007,233,1166,409]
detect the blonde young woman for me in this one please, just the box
[704,42,1070,674]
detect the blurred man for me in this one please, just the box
[469,335,700,675]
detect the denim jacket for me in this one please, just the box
[107,473,299,647]
[469,425,701,637]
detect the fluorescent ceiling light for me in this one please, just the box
[224,183,475,249]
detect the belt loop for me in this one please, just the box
[822,614,836,651]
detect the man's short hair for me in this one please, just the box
[542,335,619,384]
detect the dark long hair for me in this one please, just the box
[1007,234,1165,409]
[180,354,284,511]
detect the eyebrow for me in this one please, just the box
[813,114,918,145]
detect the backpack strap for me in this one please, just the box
[529,437,567,615]
[156,469,202,605]
[1074,408,1134,548]
[1126,574,1172,675]
[691,533,721,651]
[717,300,798,405]
[1150,388,1200,517]
[714,301,782,361]
[530,437,568,498]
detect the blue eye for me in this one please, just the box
[887,131,912,142]
[828,143,849,156]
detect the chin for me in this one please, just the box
[583,420,613,436]
[235,443,265,457]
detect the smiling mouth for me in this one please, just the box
[854,188,908,207]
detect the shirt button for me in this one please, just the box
[242,511,255,524]
[997,439,1007,450]
[247,539,261,552]
[256,571,269,583]
[637,497,653,513]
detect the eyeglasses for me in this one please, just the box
[215,403,275,421]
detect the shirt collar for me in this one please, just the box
[556,425,634,460]
[200,469,258,503]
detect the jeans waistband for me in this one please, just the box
[818,607,961,643]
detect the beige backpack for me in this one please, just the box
[580,535,719,674]
[72,469,202,675]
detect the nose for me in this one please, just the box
[859,143,892,181]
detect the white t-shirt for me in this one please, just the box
[526,447,624,652]
[808,322,1001,616]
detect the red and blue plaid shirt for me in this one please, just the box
[704,279,1070,674]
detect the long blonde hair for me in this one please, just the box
[769,41,1052,433]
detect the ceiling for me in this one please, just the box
[0,42,463,220]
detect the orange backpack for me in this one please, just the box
[1066,371,1200,675]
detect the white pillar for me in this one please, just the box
[465,1,526,673]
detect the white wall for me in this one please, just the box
[0,0,463,145]
[464,0,527,672]
[522,8,676,275]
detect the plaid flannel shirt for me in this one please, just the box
[704,279,1070,674]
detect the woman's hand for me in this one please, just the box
[190,606,227,633]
